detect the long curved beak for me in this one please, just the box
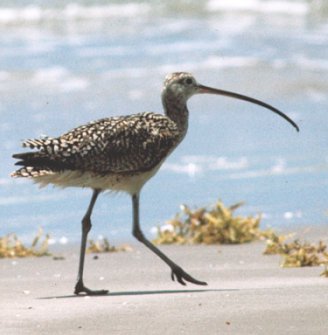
[197,84,299,132]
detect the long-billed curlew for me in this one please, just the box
[11,72,299,295]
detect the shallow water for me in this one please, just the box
[1,0,327,243]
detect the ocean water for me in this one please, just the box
[1,0,327,244]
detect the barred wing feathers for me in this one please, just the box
[12,113,180,177]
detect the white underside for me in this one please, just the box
[33,165,162,195]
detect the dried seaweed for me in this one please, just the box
[320,266,328,278]
[153,198,328,279]
[153,200,265,245]
[281,240,327,268]
[87,238,132,253]
[263,232,328,272]
[0,228,50,258]
[263,231,295,255]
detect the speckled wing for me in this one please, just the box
[13,112,181,175]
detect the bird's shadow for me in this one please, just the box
[39,288,237,300]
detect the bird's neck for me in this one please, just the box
[162,92,189,139]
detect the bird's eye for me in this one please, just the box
[185,78,193,85]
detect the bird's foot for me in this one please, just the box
[74,280,109,296]
[171,266,207,286]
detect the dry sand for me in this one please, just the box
[1,225,328,334]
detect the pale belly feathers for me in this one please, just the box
[32,164,162,195]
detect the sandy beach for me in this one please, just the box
[1,225,328,335]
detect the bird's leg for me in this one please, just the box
[131,193,207,286]
[74,189,108,295]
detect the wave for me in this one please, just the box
[227,164,324,180]
[163,156,327,179]
[0,3,151,23]
[163,155,249,177]
[207,0,308,15]
[32,66,90,92]
[294,56,328,71]
[100,56,260,80]
[0,0,321,25]
[0,193,68,206]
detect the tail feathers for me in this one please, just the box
[11,166,53,178]
[22,137,53,150]
[13,152,49,166]
[12,151,67,178]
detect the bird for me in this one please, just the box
[11,72,299,295]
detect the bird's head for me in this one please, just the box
[163,72,199,100]
[162,72,299,132]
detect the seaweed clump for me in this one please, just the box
[152,197,328,279]
[263,232,328,276]
[0,228,50,258]
[87,237,132,253]
[153,200,264,245]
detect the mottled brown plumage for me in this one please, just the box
[11,72,298,295]
[13,113,180,175]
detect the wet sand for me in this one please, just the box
[1,226,328,334]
